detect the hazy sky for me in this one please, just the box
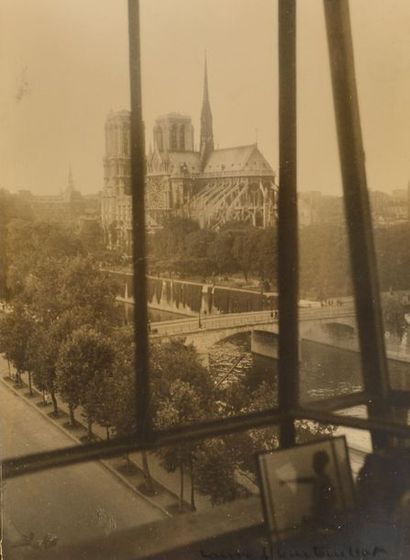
[1,1,410,195]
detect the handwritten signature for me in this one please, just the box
[200,544,388,559]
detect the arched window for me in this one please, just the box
[179,125,185,151]
[170,124,178,151]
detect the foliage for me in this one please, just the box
[194,439,245,506]
[78,220,105,256]
[109,327,137,437]
[0,305,35,383]
[56,326,115,430]
[382,292,405,337]
[27,322,60,410]
[6,220,83,299]
[148,217,199,259]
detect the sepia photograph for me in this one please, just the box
[258,437,355,538]
[1,0,410,559]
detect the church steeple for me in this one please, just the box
[67,164,74,193]
[200,54,214,168]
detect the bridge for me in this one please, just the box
[149,304,357,360]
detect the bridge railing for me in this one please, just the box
[150,304,356,338]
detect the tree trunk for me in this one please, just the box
[142,451,155,494]
[28,372,33,396]
[179,464,184,512]
[106,426,110,440]
[42,389,46,405]
[51,391,58,416]
[69,404,75,426]
[190,457,196,511]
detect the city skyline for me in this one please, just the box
[1,1,410,196]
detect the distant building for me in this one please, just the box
[17,168,100,223]
[101,58,277,251]
[370,189,409,226]
[298,191,343,227]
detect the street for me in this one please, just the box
[0,367,167,550]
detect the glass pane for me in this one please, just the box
[0,0,132,458]
[348,4,410,391]
[297,3,375,409]
[138,0,279,424]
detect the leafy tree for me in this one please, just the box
[108,327,157,492]
[56,326,115,432]
[231,228,260,281]
[149,217,199,260]
[150,339,215,505]
[255,227,277,284]
[194,439,244,506]
[27,323,59,411]
[154,380,204,511]
[207,231,237,274]
[0,305,35,389]
[78,220,105,256]
[185,229,216,260]
[382,292,405,338]
[6,220,83,299]
[150,339,213,404]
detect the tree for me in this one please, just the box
[255,227,277,284]
[185,229,216,260]
[150,339,213,404]
[154,380,205,511]
[6,220,83,299]
[150,339,214,504]
[207,231,237,275]
[108,327,157,493]
[194,439,243,506]
[78,220,105,256]
[0,305,35,390]
[149,217,199,261]
[231,227,259,281]
[382,293,405,338]
[56,327,115,432]
[27,323,60,411]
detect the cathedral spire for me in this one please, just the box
[67,164,74,193]
[200,53,214,168]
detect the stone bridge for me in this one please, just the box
[150,305,357,362]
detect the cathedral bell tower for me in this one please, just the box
[199,55,214,169]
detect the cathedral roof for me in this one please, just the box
[167,152,201,174]
[147,150,201,175]
[202,144,273,175]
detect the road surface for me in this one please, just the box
[0,368,166,550]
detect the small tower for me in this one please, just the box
[63,165,75,202]
[199,55,214,169]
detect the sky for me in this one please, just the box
[1,1,410,196]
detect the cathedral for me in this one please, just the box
[101,60,277,250]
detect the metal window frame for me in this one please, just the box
[2,0,409,483]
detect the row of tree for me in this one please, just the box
[148,217,410,301]
[147,217,277,283]
[0,217,278,509]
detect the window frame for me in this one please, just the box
[2,0,410,483]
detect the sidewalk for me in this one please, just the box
[0,356,213,515]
